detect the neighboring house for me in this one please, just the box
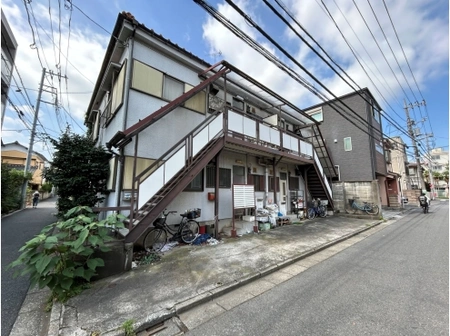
[85,12,335,246]
[1,141,49,190]
[427,147,449,175]
[389,136,409,191]
[303,88,387,208]
[1,9,18,128]
[407,162,421,190]
[382,138,401,207]
[424,147,449,197]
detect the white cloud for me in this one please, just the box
[2,0,109,159]
[200,0,449,110]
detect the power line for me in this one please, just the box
[365,0,420,105]
[195,0,385,140]
[350,0,414,104]
[263,0,411,142]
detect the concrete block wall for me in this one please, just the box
[332,180,380,212]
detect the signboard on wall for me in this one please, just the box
[233,184,255,209]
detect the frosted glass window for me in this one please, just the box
[163,76,183,101]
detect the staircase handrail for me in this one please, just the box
[132,111,224,211]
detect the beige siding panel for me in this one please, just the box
[123,156,156,190]
[132,60,163,97]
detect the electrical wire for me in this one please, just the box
[264,0,410,142]
[216,0,408,141]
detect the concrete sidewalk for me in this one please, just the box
[10,208,408,336]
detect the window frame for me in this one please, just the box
[162,75,184,101]
[306,107,323,122]
[184,170,204,192]
[205,166,232,188]
[344,137,352,151]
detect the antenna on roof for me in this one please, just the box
[209,50,222,62]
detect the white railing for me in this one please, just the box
[137,114,223,208]
[314,151,332,197]
[228,110,314,158]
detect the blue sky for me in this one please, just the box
[2,0,449,163]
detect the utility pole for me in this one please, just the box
[20,69,67,208]
[20,68,46,209]
[404,99,426,191]
[422,133,435,199]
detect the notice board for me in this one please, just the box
[233,184,255,209]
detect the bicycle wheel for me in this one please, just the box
[365,204,379,215]
[143,228,167,252]
[319,205,327,218]
[307,208,315,219]
[181,220,199,244]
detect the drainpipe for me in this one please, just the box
[114,29,136,210]
[366,99,377,180]
[257,158,269,207]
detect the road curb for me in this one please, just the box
[41,212,405,335]
[165,218,387,324]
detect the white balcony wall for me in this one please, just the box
[282,133,299,152]
[228,111,244,134]
[139,165,165,208]
[260,124,280,146]
[193,127,209,157]
[243,117,256,138]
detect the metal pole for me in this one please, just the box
[20,68,46,208]
[404,99,425,191]
[425,135,435,199]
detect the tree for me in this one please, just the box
[1,163,32,214]
[45,130,112,217]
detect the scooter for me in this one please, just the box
[419,200,429,214]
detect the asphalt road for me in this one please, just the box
[186,201,449,336]
[1,199,58,336]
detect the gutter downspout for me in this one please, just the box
[114,29,136,210]
[257,158,269,207]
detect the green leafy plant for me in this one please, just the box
[8,206,125,303]
[138,253,161,266]
[44,129,112,218]
[40,182,53,193]
[1,163,32,214]
[121,319,136,336]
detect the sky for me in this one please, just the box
[1,0,449,164]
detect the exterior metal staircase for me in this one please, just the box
[304,123,337,179]
[124,136,224,243]
[301,163,334,209]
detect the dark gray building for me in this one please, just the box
[303,88,389,206]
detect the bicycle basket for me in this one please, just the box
[186,208,201,219]
[154,217,165,227]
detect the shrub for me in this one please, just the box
[1,163,32,214]
[8,206,125,303]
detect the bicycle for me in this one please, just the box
[347,198,379,215]
[143,208,201,252]
[307,199,327,219]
